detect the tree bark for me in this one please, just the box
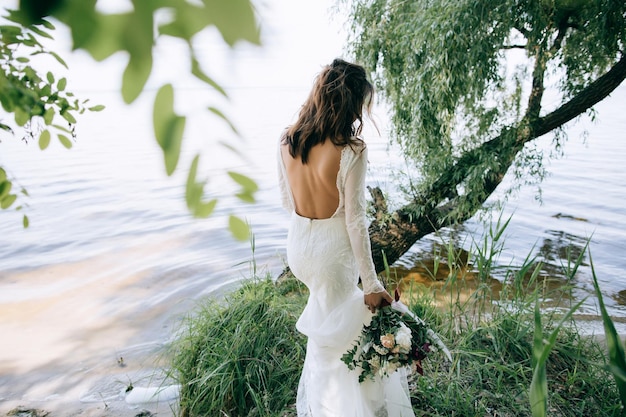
[369,54,626,273]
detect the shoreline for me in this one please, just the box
[1,380,180,417]
[3,316,624,417]
[2,398,178,417]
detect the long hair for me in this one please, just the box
[282,58,374,164]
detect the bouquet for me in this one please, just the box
[341,294,451,383]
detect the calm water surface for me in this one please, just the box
[1,0,625,410]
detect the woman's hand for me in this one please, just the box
[364,290,393,313]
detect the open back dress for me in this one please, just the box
[278,139,415,417]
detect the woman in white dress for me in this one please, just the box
[278,59,415,417]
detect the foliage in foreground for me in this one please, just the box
[0,12,104,226]
[171,224,623,416]
[2,2,260,235]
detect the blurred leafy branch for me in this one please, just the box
[1,0,261,239]
[0,10,103,227]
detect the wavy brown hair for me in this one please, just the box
[282,58,374,164]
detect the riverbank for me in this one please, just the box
[0,296,626,417]
[164,272,623,416]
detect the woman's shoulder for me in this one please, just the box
[340,138,368,173]
[345,137,368,157]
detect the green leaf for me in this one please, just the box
[0,168,6,182]
[235,192,254,203]
[46,71,54,84]
[208,106,238,134]
[1,194,17,209]
[16,57,30,63]
[14,108,30,126]
[158,3,211,39]
[23,214,29,228]
[0,180,11,199]
[185,154,217,218]
[186,155,203,206]
[28,24,53,39]
[0,24,22,37]
[196,199,217,217]
[52,124,71,133]
[203,0,260,46]
[88,104,105,112]
[228,215,250,241]
[43,107,55,125]
[191,57,227,97]
[39,129,51,150]
[40,18,55,30]
[529,295,585,417]
[122,54,153,104]
[530,302,547,417]
[228,171,258,203]
[589,252,626,409]
[58,134,73,148]
[49,51,68,68]
[40,84,52,97]
[228,171,258,192]
[57,77,67,91]
[153,84,186,175]
[61,111,77,124]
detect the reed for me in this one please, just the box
[589,251,626,416]
[406,220,620,416]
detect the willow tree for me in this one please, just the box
[342,0,626,271]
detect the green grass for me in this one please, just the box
[169,276,308,417]
[169,217,624,417]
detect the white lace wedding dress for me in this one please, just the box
[278,141,415,417]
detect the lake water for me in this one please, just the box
[1,0,625,412]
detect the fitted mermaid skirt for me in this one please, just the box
[287,212,415,417]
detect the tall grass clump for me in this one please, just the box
[404,217,621,416]
[169,275,308,417]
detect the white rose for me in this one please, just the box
[395,325,412,350]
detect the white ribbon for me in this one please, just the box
[390,300,453,363]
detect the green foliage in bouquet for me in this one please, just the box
[342,304,433,383]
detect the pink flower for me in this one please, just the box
[380,333,395,349]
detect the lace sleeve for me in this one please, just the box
[277,142,295,212]
[344,146,385,295]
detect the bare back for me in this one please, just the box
[280,140,343,219]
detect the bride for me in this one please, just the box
[278,58,415,417]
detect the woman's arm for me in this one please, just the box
[344,146,392,310]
